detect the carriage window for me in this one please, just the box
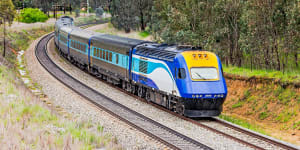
[102,50,105,59]
[190,67,218,80]
[109,52,112,62]
[177,68,186,79]
[116,54,119,64]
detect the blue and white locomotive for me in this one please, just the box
[55,16,227,117]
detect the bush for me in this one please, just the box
[95,7,104,18]
[19,8,48,23]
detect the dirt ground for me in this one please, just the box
[224,79,300,145]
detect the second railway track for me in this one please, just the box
[35,33,213,150]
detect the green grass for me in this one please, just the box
[219,114,269,135]
[138,31,150,38]
[223,65,300,83]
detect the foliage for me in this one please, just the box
[0,0,16,25]
[223,65,300,83]
[0,0,16,57]
[110,0,153,32]
[19,8,48,23]
[149,0,300,73]
[139,31,150,38]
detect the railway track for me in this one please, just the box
[35,33,213,150]
[36,24,300,149]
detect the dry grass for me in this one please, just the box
[0,66,122,149]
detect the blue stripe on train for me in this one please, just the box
[132,73,159,89]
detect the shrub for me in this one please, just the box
[19,8,48,23]
[95,7,104,18]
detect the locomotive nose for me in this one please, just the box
[176,51,227,99]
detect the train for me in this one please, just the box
[54,16,227,117]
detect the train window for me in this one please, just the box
[97,49,100,57]
[116,54,119,64]
[93,48,96,57]
[139,60,148,74]
[102,50,105,59]
[190,67,218,80]
[177,68,186,79]
[99,49,102,58]
[109,52,112,62]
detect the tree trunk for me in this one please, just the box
[3,19,6,57]
[295,53,298,68]
[140,11,145,31]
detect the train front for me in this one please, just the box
[174,51,227,117]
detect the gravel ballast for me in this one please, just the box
[26,31,284,149]
[25,35,165,149]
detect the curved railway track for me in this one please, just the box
[36,27,300,149]
[35,33,213,150]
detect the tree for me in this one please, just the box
[0,0,16,57]
[110,0,138,33]
[136,0,153,31]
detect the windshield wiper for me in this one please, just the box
[195,72,206,80]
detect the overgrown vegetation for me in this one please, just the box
[219,114,268,136]
[0,26,54,64]
[107,0,300,74]
[0,66,120,149]
[224,65,300,83]
[19,8,48,23]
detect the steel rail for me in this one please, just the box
[35,33,212,150]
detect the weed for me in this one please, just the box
[97,125,104,133]
[276,110,297,123]
[259,112,269,120]
[232,101,244,108]
[219,114,268,135]
[243,89,251,99]
[292,121,300,130]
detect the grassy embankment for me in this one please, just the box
[91,24,300,145]
[0,18,121,149]
[223,65,300,83]
[0,66,119,149]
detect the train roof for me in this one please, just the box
[68,26,100,40]
[56,16,73,28]
[91,34,146,50]
[135,44,199,62]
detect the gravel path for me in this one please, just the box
[8,19,56,31]
[46,40,255,149]
[25,35,165,150]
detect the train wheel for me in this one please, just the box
[176,103,185,116]
[145,90,151,102]
[137,86,144,98]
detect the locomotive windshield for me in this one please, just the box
[190,67,219,80]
